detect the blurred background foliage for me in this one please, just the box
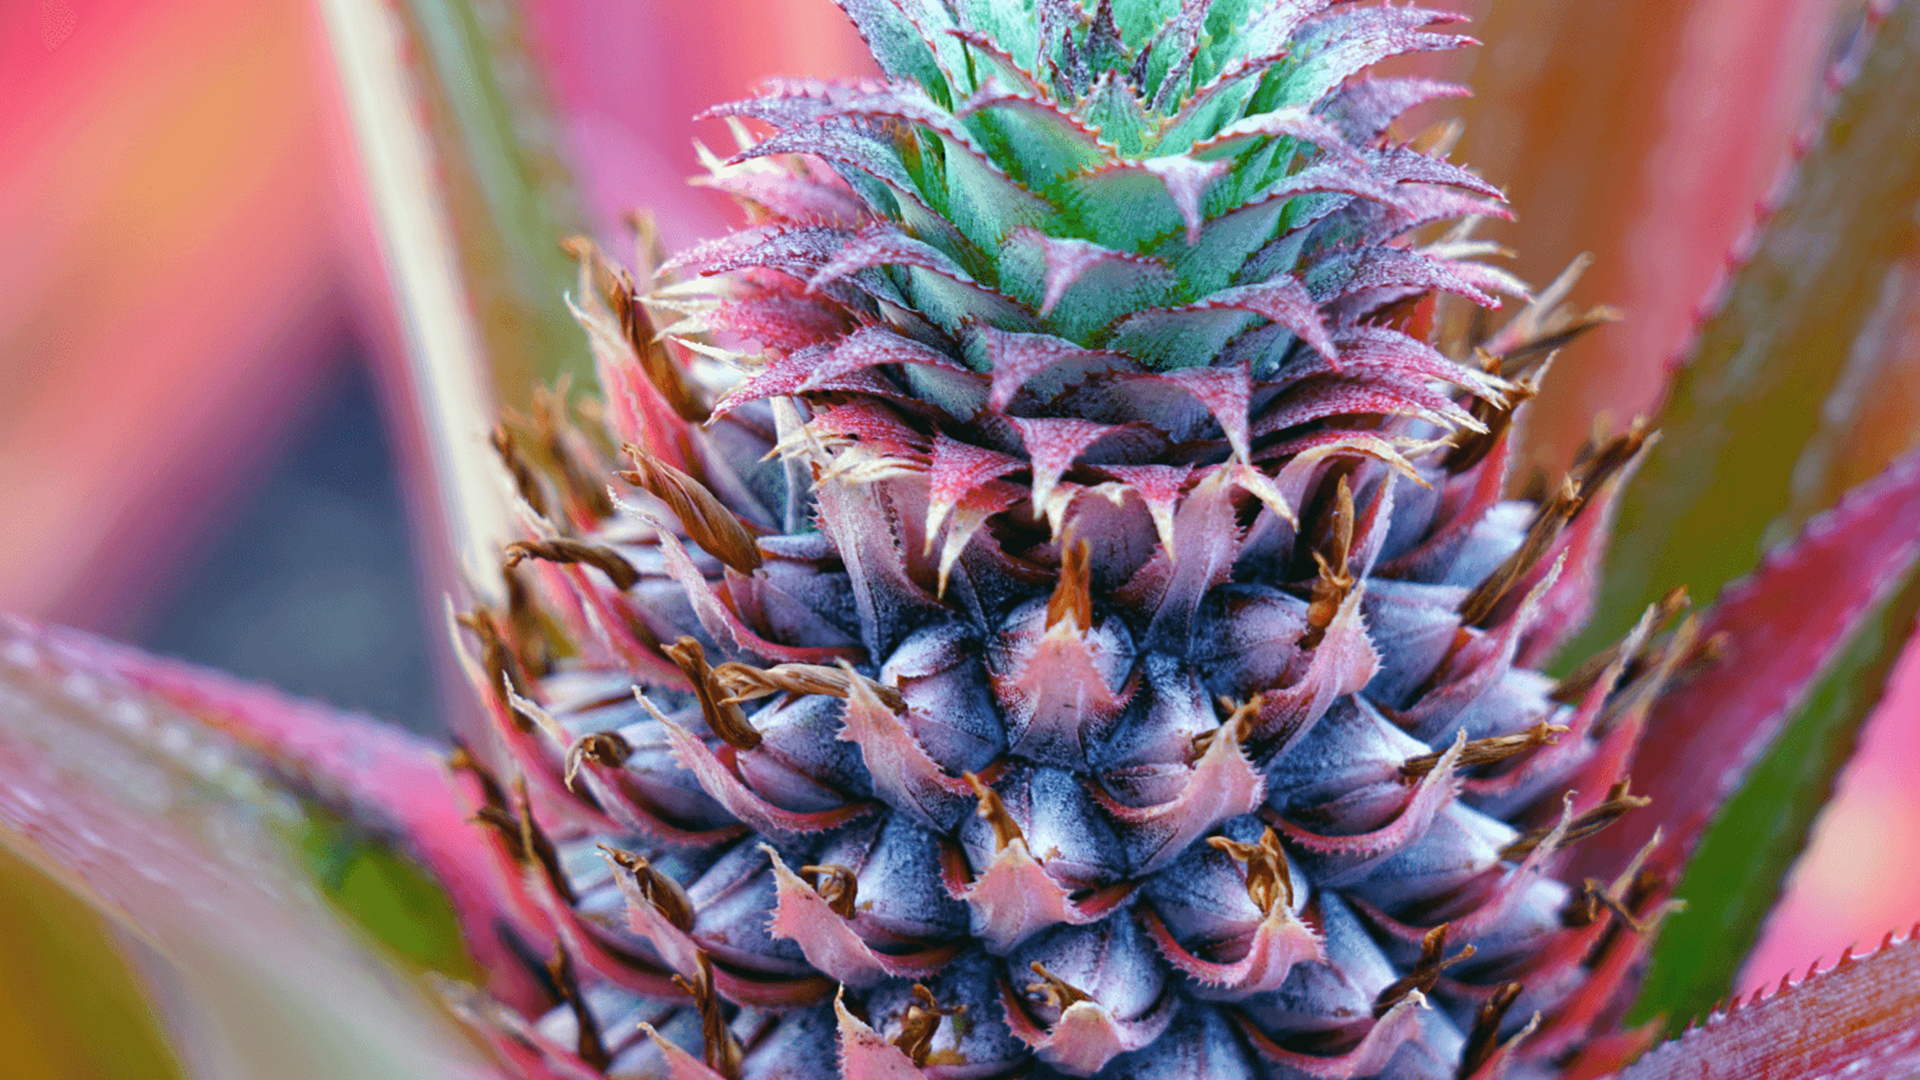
[1,0,1915,1076]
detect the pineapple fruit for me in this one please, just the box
[466,1,1667,1077]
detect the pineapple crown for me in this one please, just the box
[635,0,1535,621]
[675,0,1519,357]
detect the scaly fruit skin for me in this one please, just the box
[460,3,1664,1078]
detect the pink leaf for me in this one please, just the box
[808,222,977,292]
[1003,228,1170,319]
[763,845,958,987]
[1573,452,1920,883]
[1192,106,1363,163]
[637,1024,733,1080]
[1147,155,1233,245]
[1246,588,1381,752]
[1002,987,1176,1076]
[1130,467,1246,649]
[981,326,1129,412]
[730,124,921,206]
[1238,157,1409,214]
[1097,463,1193,555]
[933,480,1029,596]
[1237,991,1428,1079]
[669,224,852,279]
[695,167,868,227]
[1286,7,1473,108]
[648,704,877,834]
[1142,901,1323,996]
[821,325,968,384]
[836,674,975,830]
[1614,931,1920,1080]
[24,616,549,997]
[1162,363,1254,463]
[713,344,898,417]
[1253,373,1480,436]
[815,84,990,154]
[708,289,850,352]
[1335,324,1505,399]
[1305,244,1503,309]
[994,617,1135,766]
[1271,732,1464,878]
[1116,274,1337,366]
[1362,144,1506,200]
[1323,76,1472,143]
[926,432,1026,539]
[949,836,1124,954]
[1093,710,1267,875]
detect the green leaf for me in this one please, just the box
[1629,560,1920,1028]
[293,804,481,982]
[1572,1,1920,658]
[396,0,593,407]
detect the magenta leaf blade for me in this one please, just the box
[1575,453,1920,884]
[1576,0,1920,656]
[1560,452,1920,1033]
[1626,561,1920,1029]
[1614,931,1920,1080]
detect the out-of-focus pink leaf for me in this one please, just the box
[1456,0,1842,475]
[1612,930,1920,1080]
[1573,452,1920,885]
[1576,0,1920,652]
[521,0,872,250]
[0,0,349,632]
[0,614,511,1079]
[1742,636,1920,997]
[62,616,550,1009]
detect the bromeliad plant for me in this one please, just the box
[4,1,1920,1079]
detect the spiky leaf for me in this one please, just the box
[1615,932,1920,1080]
[1629,562,1920,1028]
[1571,452,1920,945]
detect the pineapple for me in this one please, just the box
[466,2,1665,1077]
